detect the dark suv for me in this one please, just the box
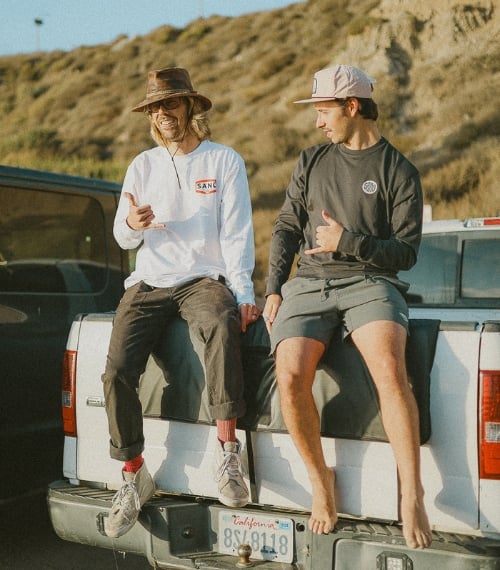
[0,165,126,502]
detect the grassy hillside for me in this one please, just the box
[0,0,499,297]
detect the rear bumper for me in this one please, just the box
[48,480,500,569]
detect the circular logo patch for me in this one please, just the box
[362,180,378,195]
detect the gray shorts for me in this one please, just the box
[270,275,409,353]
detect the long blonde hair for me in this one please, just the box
[147,97,211,147]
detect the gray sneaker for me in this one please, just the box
[105,462,155,538]
[214,440,249,508]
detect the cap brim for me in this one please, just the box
[293,97,339,104]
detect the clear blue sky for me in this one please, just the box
[1,0,304,56]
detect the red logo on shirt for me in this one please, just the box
[195,179,217,194]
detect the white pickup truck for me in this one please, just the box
[48,217,500,569]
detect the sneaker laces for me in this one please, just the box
[215,450,243,482]
[111,480,140,517]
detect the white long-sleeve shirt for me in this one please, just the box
[114,140,256,305]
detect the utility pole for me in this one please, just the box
[34,18,43,51]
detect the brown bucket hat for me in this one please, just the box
[131,67,212,112]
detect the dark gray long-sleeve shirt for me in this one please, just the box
[266,137,423,297]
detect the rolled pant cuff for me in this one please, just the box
[210,400,246,421]
[109,439,145,462]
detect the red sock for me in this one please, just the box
[217,418,237,443]
[124,455,144,473]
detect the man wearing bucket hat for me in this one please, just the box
[102,67,259,538]
[263,64,432,549]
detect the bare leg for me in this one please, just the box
[275,337,337,534]
[351,321,432,549]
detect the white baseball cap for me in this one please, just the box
[294,64,376,104]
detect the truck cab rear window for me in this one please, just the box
[461,239,500,298]
[401,233,500,306]
[401,234,457,304]
[0,186,107,294]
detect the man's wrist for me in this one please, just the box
[125,217,137,230]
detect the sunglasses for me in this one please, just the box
[147,98,183,113]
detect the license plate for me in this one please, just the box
[218,510,294,563]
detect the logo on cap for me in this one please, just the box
[311,78,318,96]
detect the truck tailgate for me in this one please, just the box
[67,315,488,535]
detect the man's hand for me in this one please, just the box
[239,303,261,333]
[304,210,344,255]
[124,192,165,230]
[262,294,282,334]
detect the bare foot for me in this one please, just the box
[401,494,432,549]
[308,467,337,534]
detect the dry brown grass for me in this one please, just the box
[0,0,499,299]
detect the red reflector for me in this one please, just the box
[484,218,500,226]
[480,371,500,479]
[62,350,77,437]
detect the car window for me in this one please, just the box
[400,234,458,304]
[0,186,108,293]
[461,239,500,298]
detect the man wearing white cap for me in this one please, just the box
[263,64,432,549]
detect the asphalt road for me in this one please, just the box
[0,491,148,570]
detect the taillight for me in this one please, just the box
[479,371,500,479]
[62,350,77,437]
